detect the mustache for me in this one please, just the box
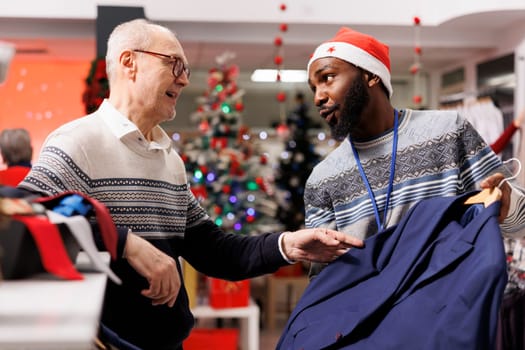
[318,103,340,117]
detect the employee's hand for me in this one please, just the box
[281,228,364,263]
[124,233,181,307]
[480,172,511,223]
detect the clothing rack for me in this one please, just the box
[439,86,514,107]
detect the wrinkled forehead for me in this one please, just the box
[153,30,188,61]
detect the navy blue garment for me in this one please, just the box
[277,193,507,350]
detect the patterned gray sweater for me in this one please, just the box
[305,109,525,267]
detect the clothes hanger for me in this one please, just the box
[464,158,522,207]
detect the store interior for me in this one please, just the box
[2,1,525,349]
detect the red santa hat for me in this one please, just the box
[307,27,393,97]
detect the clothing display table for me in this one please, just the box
[191,298,260,350]
[0,252,109,350]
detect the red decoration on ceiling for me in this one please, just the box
[411,16,423,106]
[274,3,289,130]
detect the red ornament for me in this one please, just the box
[280,3,287,11]
[409,63,420,75]
[260,155,268,165]
[412,95,423,104]
[279,23,288,32]
[214,206,222,215]
[276,72,282,82]
[414,46,422,55]
[235,102,244,112]
[274,36,283,47]
[413,16,421,25]
[199,120,210,133]
[276,123,289,136]
[276,91,287,102]
[274,55,283,65]
[222,184,231,194]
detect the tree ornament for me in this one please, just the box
[274,36,283,47]
[279,23,288,32]
[280,3,287,11]
[235,101,244,112]
[276,91,287,102]
[274,55,283,65]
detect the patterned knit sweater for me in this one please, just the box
[19,100,286,350]
[304,109,525,276]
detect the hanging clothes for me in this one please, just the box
[277,193,507,350]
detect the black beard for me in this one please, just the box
[330,76,369,141]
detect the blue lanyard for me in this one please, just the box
[350,109,398,232]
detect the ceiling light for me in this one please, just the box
[250,69,307,83]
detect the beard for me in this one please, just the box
[330,76,370,141]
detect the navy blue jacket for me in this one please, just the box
[277,193,507,350]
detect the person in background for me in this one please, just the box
[18,19,362,350]
[0,128,33,186]
[303,26,525,278]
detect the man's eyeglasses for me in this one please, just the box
[133,49,191,79]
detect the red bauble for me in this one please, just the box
[276,72,282,82]
[280,23,288,32]
[413,16,421,25]
[235,102,244,112]
[414,46,422,55]
[409,63,420,75]
[412,95,423,104]
[276,123,289,136]
[199,120,210,133]
[274,36,283,47]
[280,3,287,11]
[274,55,283,65]
[276,91,287,102]
[260,155,268,165]
[222,184,231,194]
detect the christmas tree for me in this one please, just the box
[177,52,282,236]
[274,92,321,231]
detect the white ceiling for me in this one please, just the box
[2,9,525,77]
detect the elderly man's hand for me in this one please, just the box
[281,228,364,263]
[124,233,181,307]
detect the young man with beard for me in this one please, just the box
[304,27,525,278]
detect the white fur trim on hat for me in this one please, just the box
[307,42,393,97]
